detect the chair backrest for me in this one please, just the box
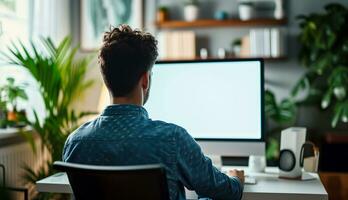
[53,161,170,200]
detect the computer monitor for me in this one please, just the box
[144,59,265,157]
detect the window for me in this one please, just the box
[0,0,31,55]
[0,0,45,123]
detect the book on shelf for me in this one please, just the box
[271,28,285,58]
[157,31,196,60]
[247,28,285,58]
[263,29,271,58]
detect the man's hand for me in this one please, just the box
[228,169,245,184]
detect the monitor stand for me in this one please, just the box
[209,155,249,167]
[209,155,223,170]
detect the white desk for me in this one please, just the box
[36,167,328,200]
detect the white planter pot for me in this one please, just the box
[184,5,199,21]
[238,5,254,21]
[233,45,241,56]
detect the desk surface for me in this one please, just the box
[36,167,328,200]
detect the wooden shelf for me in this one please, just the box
[156,18,287,29]
[158,56,287,62]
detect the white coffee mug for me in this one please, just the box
[248,155,266,173]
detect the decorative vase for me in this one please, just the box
[157,10,168,23]
[200,48,208,59]
[184,5,199,21]
[214,11,228,20]
[218,48,226,59]
[274,0,284,19]
[238,3,254,21]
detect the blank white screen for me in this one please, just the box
[144,61,262,139]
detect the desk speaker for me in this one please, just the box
[279,127,306,179]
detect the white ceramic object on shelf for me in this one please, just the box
[184,5,199,21]
[200,48,208,59]
[274,0,284,19]
[217,48,226,59]
[238,4,254,21]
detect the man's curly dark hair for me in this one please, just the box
[99,24,158,97]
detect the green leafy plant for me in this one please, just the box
[0,94,5,111]
[231,38,242,47]
[293,3,348,127]
[1,37,95,199]
[158,6,169,12]
[265,3,348,162]
[0,90,7,128]
[0,77,28,112]
[265,89,297,160]
[265,90,297,126]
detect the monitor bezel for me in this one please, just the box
[154,58,265,142]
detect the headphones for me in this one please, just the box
[300,141,320,172]
[279,141,319,173]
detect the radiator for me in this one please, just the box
[0,137,49,199]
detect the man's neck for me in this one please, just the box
[110,86,144,106]
[112,96,142,106]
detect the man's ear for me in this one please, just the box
[141,72,150,91]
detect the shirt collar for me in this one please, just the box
[101,104,149,118]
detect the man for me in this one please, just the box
[63,24,244,200]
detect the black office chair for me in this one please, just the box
[53,161,170,200]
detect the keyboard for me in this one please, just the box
[221,169,257,185]
[244,176,257,185]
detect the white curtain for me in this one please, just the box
[32,0,70,43]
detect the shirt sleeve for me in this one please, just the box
[62,134,74,162]
[175,126,243,200]
[62,137,69,161]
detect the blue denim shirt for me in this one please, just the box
[63,104,243,200]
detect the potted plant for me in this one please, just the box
[157,6,169,23]
[231,38,242,57]
[184,0,199,21]
[292,3,348,128]
[0,77,28,127]
[264,3,348,166]
[1,37,95,199]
